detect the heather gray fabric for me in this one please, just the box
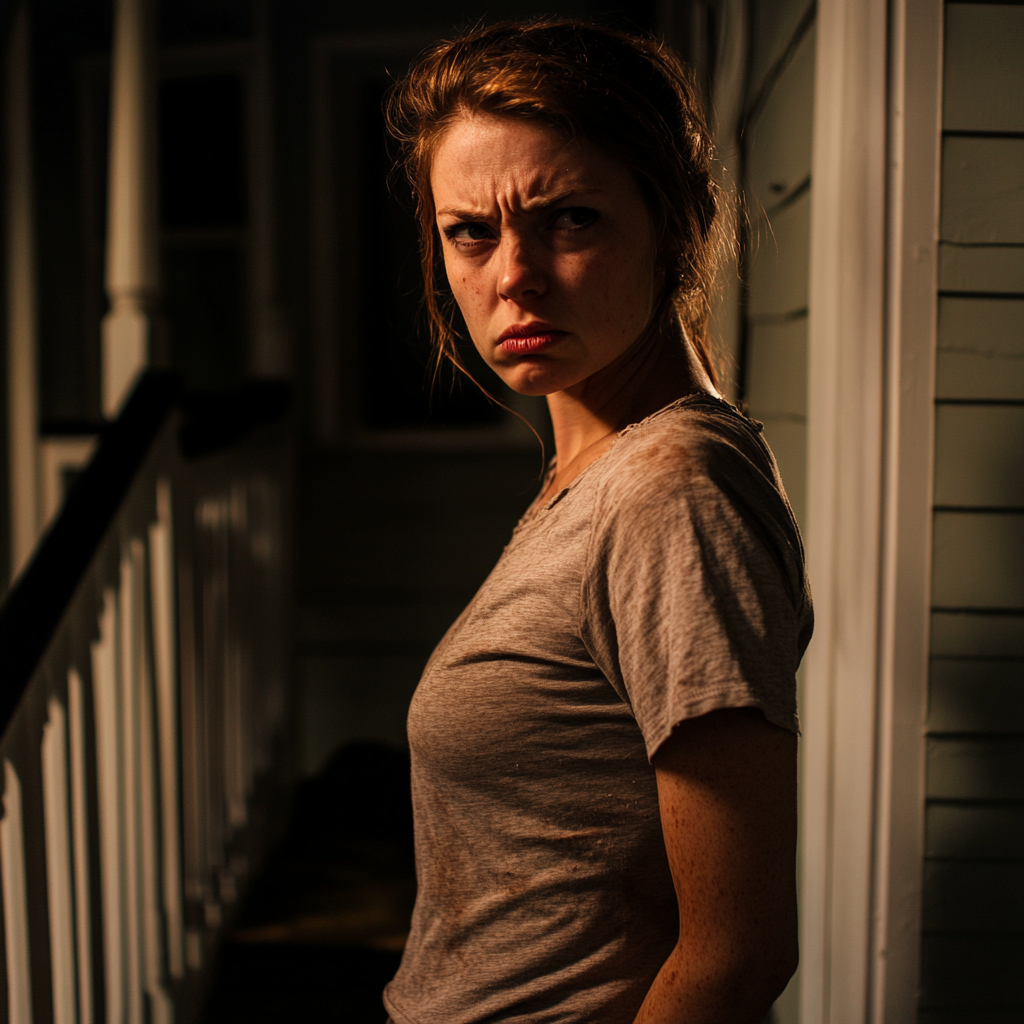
[384,395,812,1024]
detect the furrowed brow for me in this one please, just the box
[436,187,601,221]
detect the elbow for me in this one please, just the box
[723,935,798,1018]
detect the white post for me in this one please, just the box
[800,0,889,1019]
[102,0,159,418]
[5,3,40,579]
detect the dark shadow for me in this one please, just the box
[200,742,415,1024]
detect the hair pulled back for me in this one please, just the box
[385,18,723,389]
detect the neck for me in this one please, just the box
[545,326,715,471]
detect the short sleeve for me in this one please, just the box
[579,417,810,760]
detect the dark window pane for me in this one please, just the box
[159,74,246,228]
[163,243,245,390]
[356,77,501,430]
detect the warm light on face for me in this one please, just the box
[430,114,659,397]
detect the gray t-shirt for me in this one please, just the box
[384,395,813,1024]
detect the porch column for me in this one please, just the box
[5,3,40,579]
[102,0,159,418]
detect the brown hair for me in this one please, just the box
[385,17,723,390]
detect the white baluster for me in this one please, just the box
[42,699,77,1024]
[67,669,94,1024]
[92,588,125,1024]
[149,480,185,979]
[119,550,144,1024]
[1,758,34,1024]
[133,540,172,1024]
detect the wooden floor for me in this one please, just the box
[200,743,414,1024]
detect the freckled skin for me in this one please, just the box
[635,709,798,1023]
[431,114,711,499]
[430,115,799,1022]
[431,114,659,397]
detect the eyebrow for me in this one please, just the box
[436,186,601,220]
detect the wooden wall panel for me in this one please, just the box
[923,861,1024,931]
[745,26,815,214]
[926,804,1024,860]
[744,317,808,417]
[935,297,1024,400]
[747,192,811,317]
[920,934,1024,1007]
[748,0,814,94]
[932,511,1024,608]
[940,137,1024,245]
[934,405,1024,507]
[943,3,1024,133]
[927,658,1024,733]
[926,737,1024,800]
[930,612,1024,657]
[938,243,1024,294]
[923,5,1024,1020]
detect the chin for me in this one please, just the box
[499,363,580,398]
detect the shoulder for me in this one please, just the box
[593,397,784,517]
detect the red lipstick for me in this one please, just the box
[498,322,566,355]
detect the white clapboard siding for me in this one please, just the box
[932,511,1024,608]
[747,0,815,95]
[1,759,33,1024]
[920,935,1024,1011]
[745,316,809,418]
[934,405,1024,508]
[939,242,1024,294]
[927,658,1024,733]
[931,611,1024,658]
[926,803,1024,859]
[42,698,77,1024]
[91,589,125,1024]
[940,137,1024,245]
[944,3,1024,133]
[927,737,1024,800]
[747,190,811,317]
[932,510,1024,607]
[923,860,1024,931]
[745,24,815,215]
[67,669,93,1024]
[935,296,1024,400]
[149,478,186,980]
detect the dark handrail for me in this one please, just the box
[0,370,179,737]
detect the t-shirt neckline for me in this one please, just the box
[516,391,741,530]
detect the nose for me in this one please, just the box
[497,234,546,303]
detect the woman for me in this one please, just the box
[382,19,812,1024]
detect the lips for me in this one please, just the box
[498,323,567,355]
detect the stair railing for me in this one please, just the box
[0,370,292,1024]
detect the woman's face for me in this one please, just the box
[430,114,659,396]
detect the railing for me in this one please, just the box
[0,371,292,1024]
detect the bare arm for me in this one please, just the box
[633,708,798,1024]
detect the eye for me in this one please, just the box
[551,207,598,231]
[443,221,495,249]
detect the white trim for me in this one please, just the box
[801,0,889,1019]
[870,1,943,1020]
